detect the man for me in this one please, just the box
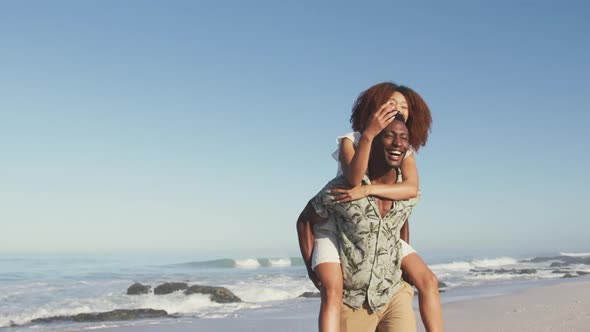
[297,114,418,331]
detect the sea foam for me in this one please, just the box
[430,261,472,273]
[471,257,519,268]
[268,258,291,267]
[560,252,590,257]
[234,259,260,268]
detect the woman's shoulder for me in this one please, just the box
[331,131,360,162]
[336,131,361,146]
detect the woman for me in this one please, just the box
[311,82,443,332]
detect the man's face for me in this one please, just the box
[373,120,410,168]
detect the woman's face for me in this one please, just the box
[386,91,409,122]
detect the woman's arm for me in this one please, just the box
[339,136,370,187]
[330,152,419,202]
[340,102,398,187]
[365,153,419,200]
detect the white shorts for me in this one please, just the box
[311,222,416,270]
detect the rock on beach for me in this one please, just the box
[127,283,151,295]
[184,285,242,303]
[31,309,169,323]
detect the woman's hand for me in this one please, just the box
[327,185,370,203]
[363,101,399,139]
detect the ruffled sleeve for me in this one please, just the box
[331,132,361,161]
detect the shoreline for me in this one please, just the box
[69,277,590,332]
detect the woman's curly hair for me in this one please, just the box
[350,82,432,152]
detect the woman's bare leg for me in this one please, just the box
[314,262,343,332]
[401,253,444,332]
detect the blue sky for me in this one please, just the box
[1,1,589,258]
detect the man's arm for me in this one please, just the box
[400,216,412,284]
[400,219,409,244]
[296,201,327,288]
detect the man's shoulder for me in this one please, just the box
[328,174,352,186]
[310,175,344,218]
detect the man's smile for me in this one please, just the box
[386,149,404,162]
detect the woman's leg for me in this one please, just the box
[314,262,343,332]
[401,253,443,332]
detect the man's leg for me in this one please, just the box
[341,302,379,332]
[376,281,417,332]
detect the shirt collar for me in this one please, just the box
[362,168,402,186]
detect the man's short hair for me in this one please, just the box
[394,113,405,123]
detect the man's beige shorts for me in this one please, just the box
[341,281,416,332]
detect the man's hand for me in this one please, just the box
[307,267,322,290]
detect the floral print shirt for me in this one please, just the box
[311,171,419,312]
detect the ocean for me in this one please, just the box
[1,251,589,331]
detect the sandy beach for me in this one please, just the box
[85,277,590,332]
[418,278,590,332]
